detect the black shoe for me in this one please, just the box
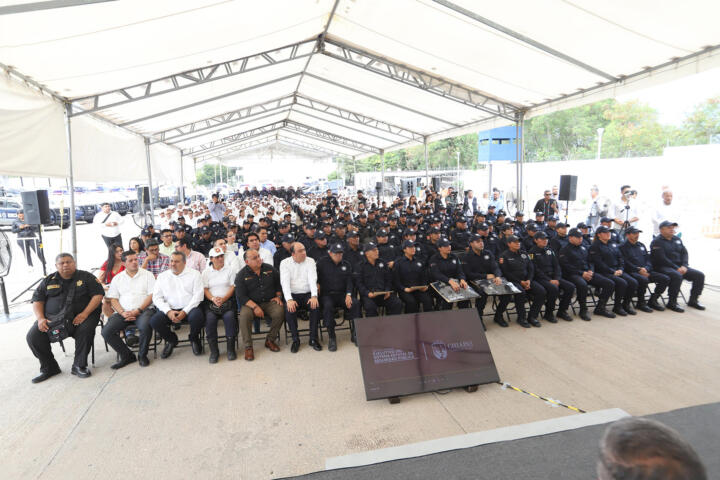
[32,365,61,384]
[111,354,137,370]
[528,317,541,328]
[71,365,92,378]
[209,350,219,364]
[667,303,685,313]
[161,339,178,359]
[328,336,337,352]
[648,294,665,311]
[494,316,509,327]
[613,306,628,317]
[594,308,616,319]
[543,313,558,323]
[309,339,323,351]
[138,356,150,367]
[624,304,637,315]
[208,339,219,364]
[125,334,139,348]
[688,298,705,310]
[517,318,531,328]
[636,302,653,313]
[290,340,300,353]
[190,335,203,356]
[350,333,357,345]
[579,309,592,321]
[557,310,573,322]
[226,337,237,361]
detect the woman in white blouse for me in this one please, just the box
[202,247,238,364]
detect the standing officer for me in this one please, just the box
[12,210,45,270]
[559,228,616,320]
[428,238,470,311]
[619,227,667,312]
[650,221,705,312]
[529,231,575,322]
[393,240,434,313]
[589,226,638,316]
[462,234,506,327]
[317,242,359,351]
[499,236,546,328]
[27,253,104,383]
[354,242,403,317]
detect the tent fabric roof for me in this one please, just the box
[1,0,720,167]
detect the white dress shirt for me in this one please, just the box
[279,256,318,298]
[236,247,273,270]
[153,266,204,314]
[201,264,237,297]
[93,210,123,237]
[106,268,155,311]
[652,202,679,236]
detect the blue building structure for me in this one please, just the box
[477,126,520,163]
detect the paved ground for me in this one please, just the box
[1,218,719,479]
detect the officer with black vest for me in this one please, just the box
[450,217,471,251]
[354,242,403,317]
[650,220,705,312]
[559,228,615,320]
[589,226,638,316]
[619,227,667,312]
[393,240,434,313]
[499,236,546,328]
[529,231,575,322]
[550,222,570,254]
[376,229,400,268]
[428,237,470,311]
[461,234,506,326]
[317,242,359,351]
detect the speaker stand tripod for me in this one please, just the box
[11,226,48,303]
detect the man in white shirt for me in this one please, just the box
[93,202,124,248]
[279,242,321,353]
[176,238,206,273]
[236,232,273,270]
[150,251,205,358]
[652,188,680,237]
[613,185,640,230]
[101,250,156,368]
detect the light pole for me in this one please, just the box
[456,150,461,193]
[596,127,605,160]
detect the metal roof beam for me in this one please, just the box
[69,39,317,116]
[183,121,286,156]
[430,0,617,82]
[194,136,279,162]
[284,120,381,154]
[276,135,351,157]
[321,38,520,122]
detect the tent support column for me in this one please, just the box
[180,157,185,204]
[515,113,525,213]
[63,103,77,260]
[424,137,429,189]
[380,149,385,205]
[144,138,156,226]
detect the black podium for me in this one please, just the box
[356,309,499,402]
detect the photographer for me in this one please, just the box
[27,253,104,383]
[613,185,639,230]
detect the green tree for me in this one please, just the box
[600,100,666,157]
[679,96,720,144]
[195,164,239,186]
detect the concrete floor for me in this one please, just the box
[2,221,719,479]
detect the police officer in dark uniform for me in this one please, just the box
[26,253,104,383]
[344,231,363,268]
[477,222,500,257]
[462,234,506,326]
[317,242,359,351]
[12,210,45,268]
[376,229,400,268]
[544,216,559,240]
[499,236,546,327]
[393,240,434,313]
[589,226,638,316]
[619,226,667,312]
[550,222,569,254]
[428,238,470,311]
[529,231,575,322]
[354,242,403,317]
[522,223,538,251]
[450,217,471,251]
[307,231,329,262]
[195,226,214,256]
[650,220,705,312]
[599,217,622,245]
[298,223,317,251]
[273,233,294,269]
[559,228,615,320]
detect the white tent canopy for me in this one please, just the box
[1,0,720,180]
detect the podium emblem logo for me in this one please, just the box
[431,341,448,360]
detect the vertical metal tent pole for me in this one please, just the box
[424,137,429,190]
[179,156,185,204]
[488,161,493,201]
[380,150,385,205]
[515,113,525,213]
[515,118,520,214]
[456,151,461,194]
[63,104,77,260]
[144,138,156,226]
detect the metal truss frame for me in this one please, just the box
[197,133,351,162]
[68,39,317,116]
[194,136,278,163]
[283,120,380,154]
[320,38,520,121]
[184,121,286,156]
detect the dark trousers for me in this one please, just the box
[150,307,204,343]
[102,310,154,358]
[596,272,637,305]
[102,234,123,248]
[285,292,320,342]
[501,281,546,319]
[361,293,403,317]
[657,266,704,302]
[536,279,576,314]
[397,289,434,313]
[204,305,238,340]
[27,313,99,370]
[564,274,614,309]
[321,293,359,333]
[17,238,44,267]
[628,271,669,300]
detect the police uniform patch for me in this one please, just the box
[378,262,384,268]
[483,255,489,260]
[451,259,456,264]
[47,284,60,290]
[521,254,527,259]
[76,280,83,286]
[546,250,552,255]
[416,262,422,267]
[675,240,681,244]
[580,246,586,250]
[341,265,347,271]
